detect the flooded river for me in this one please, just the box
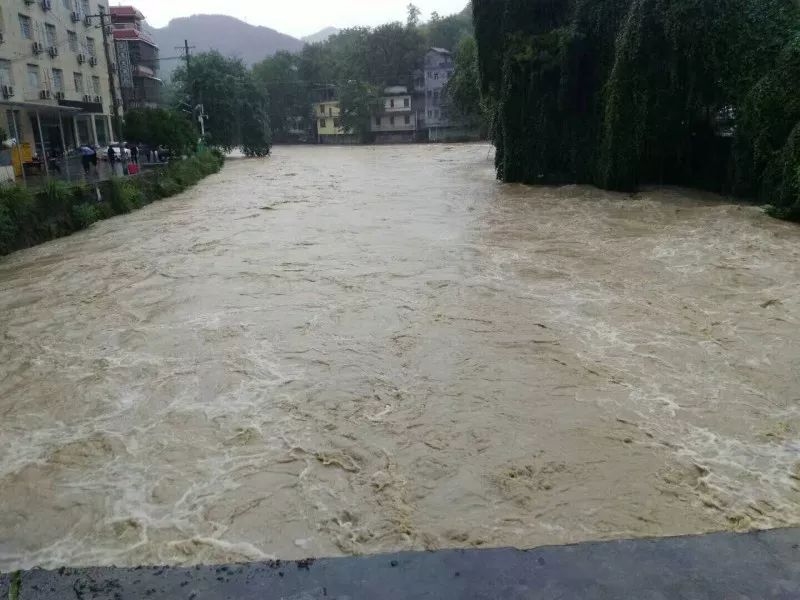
[1,144,799,571]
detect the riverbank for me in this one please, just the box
[0,150,224,256]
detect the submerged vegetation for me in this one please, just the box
[473,0,800,220]
[0,150,224,256]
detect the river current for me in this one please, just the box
[1,144,799,571]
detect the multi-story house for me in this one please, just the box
[110,5,161,111]
[0,0,119,175]
[423,47,454,141]
[371,86,416,143]
[316,99,344,142]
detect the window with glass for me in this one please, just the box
[0,60,13,87]
[81,0,90,16]
[52,68,64,91]
[19,14,32,39]
[404,98,410,108]
[85,37,96,57]
[73,72,84,93]
[404,115,411,125]
[45,24,57,47]
[27,65,40,91]
[92,75,100,95]
[68,30,78,52]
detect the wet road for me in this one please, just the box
[1,144,799,571]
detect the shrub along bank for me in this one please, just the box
[0,150,224,256]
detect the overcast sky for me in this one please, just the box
[118,1,469,38]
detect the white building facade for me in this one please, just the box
[0,0,119,175]
[371,85,416,143]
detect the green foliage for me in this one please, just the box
[422,6,474,50]
[0,150,224,256]
[124,108,198,156]
[252,52,309,143]
[72,202,99,229]
[474,0,800,220]
[339,81,380,142]
[446,36,488,132]
[173,52,271,156]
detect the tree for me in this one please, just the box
[407,3,422,28]
[253,52,310,142]
[339,81,379,143]
[472,0,800,220]
[123,108,197,156]
[173,51,271,156]
[446,36,488,133]
[423,9,473,51]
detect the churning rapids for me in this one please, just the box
[1,144,799,571]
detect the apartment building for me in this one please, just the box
[423,47,454,141]
[0,0,118,176]
[110,5,160,111]
[371,86,416,143]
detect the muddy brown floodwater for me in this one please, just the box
[1,144,799,571]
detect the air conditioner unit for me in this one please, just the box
[55,91,65,100]
[39,89,51,100]
[84,15,92,26]
[83,94,92,102]
[71,11,81,22]
[2,85,14,99]
[77,53,86,64]
[32,41,44,54]
[89,57,98,67]
[48,46,58,57]
[41,0,52,10]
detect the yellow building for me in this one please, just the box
[316,100,344,141]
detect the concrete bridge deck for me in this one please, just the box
[2,528,799,599]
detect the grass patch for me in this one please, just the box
[0,150,224,256]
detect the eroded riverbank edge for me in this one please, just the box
[2,528,799,599]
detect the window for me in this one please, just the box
[328,107,333,116]
[0,60,13,87]
[19,14,32,39]
[92,75,100,95]
[333,118,340,128]
[320,119,326,128]
[45,24,57,47]
[52,68,64,91]
[426,90,432,98]
[319,104,324,115]
[62,0,72,9]
[389,116,395,126]
[427,110,432,118]
[434,72,439,80]
[68,30,78,52]
[85,37,96,58]
[375,116,381,126]
[390,98,395,108]
[404,115,411,125]
[404,98,410,108]
[27,65,40,91]
[73,72,83,93]
[81,0,90,16]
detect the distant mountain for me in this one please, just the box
[152,15,304,79]
[302,27,340,44]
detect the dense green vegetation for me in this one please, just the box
[172,52,272,156]
[473,0,800,220]
[0,150,224,256]
[252,4,476,142]
[123,108,198,156]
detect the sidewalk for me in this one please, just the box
[2,528,798,599]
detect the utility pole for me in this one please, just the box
[94,6,123,145]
